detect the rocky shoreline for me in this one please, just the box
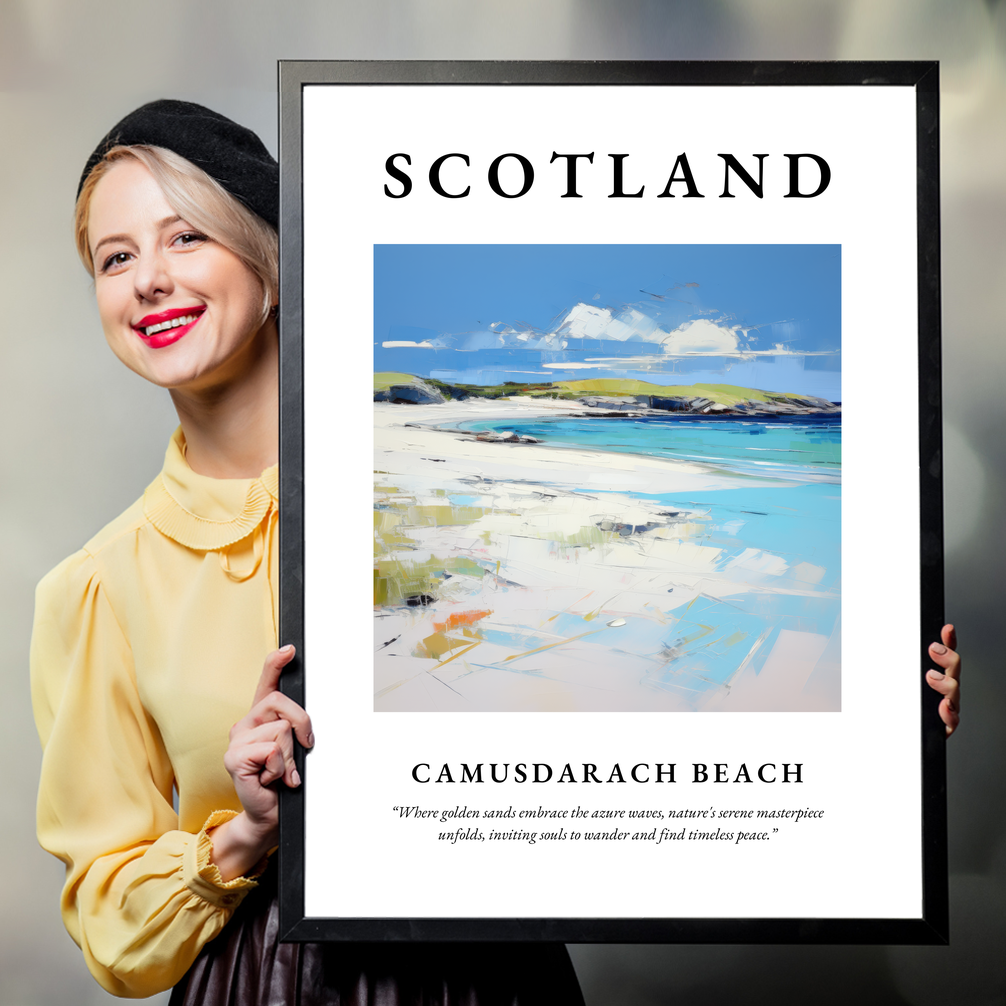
[566,393,839,417]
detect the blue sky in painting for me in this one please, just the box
[373,245,841,400]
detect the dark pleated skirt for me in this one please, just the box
[169,869,585,1006]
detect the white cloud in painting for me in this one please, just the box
[548,303,837,359]
[448,304,748,356]
[554,302,745,354]
[422,301,837,361]
[555,303,664,344]
[543,357,674,370]
[381,339,446,349]
[515,332,568,350]
[462,328,568,352]
[661,318,743,354]
[542,361,613,369]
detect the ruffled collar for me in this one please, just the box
[143,428,278,551]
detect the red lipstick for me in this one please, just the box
[133,306,206,349]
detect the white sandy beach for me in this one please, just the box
[374,398,841,713]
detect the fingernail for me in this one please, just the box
[931,643,947,655]
[291,768,301,787]
[306,732,315,748]
[280,644,295,654]
[927,669,945,680]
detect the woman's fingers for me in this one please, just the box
[925,667,959,704]
[218,646,309,846]
[926,669,960,736]
[252,644,296,706]
[232,689,314,750]
[925,680,961,736]
[225,738,293,791]
[927,623,961,737]
[928,634,961,683]
[255,691,313,749]
[929,636,960,677]
[224,738,287,788]
[258,741,289,787]
[230,719,302,788]
[243,644,314,749]
[941,623,958,654]
[223,644,312,811]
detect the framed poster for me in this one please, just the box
[277,61,946,943]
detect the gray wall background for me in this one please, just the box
[2,2,1003,1003]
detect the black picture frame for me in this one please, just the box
[277,60,945,944]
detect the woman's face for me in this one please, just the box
[87,158,270,393]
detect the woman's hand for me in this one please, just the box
[926,624,961,737]
[209,645,314,881]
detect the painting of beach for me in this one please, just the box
[373,245,841,713]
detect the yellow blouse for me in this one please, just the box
[31,429,279,998]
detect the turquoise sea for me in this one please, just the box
[464,414,841,479]
[459,414,842,701]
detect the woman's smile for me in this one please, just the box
[133,306,207,348]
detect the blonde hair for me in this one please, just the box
[75,145,278,322]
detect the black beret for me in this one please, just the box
[78,99,278,228]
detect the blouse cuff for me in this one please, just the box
[183,810,269,909]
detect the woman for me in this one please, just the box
[31,100,586,1003]
[33,99,963,1003]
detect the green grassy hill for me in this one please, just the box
[374,372,419,391]
[553,379,800,405]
